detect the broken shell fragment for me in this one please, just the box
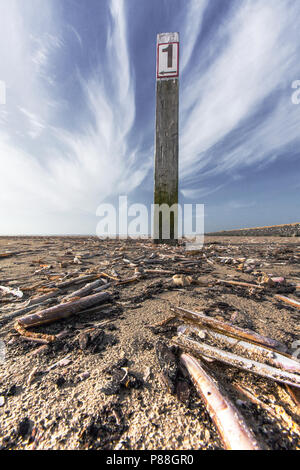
[180,354,260,450]
[172,275,193,287]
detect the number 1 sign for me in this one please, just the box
[157,32,179,79]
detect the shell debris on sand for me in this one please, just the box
[0,234,299,450]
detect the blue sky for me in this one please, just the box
[0,0,300,235]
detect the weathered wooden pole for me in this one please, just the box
[153,32,179,244]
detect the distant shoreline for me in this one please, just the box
[0,223,300,238]
[207,223,300,237]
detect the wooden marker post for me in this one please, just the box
[153,33,179,244]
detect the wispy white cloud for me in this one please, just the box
[179,0,300,196]
[180,0,208,74]
[66,24,83,48]
[227,200,256,210]
[0,0,150,233]
[19,107,46,138]
[181,184,225,200]
[47,0,150,212]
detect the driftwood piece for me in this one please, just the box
[0,252,20,259]
[54,274,102,289]
[117,276,140,285]
[285,385,300,414]
[28,290,60,306]
[180,354,260,450]
[62,279,105,301]
[144,269,175,275]
[0,298,57,327]
[21,282,47,292]
[171,306,285,351]
[178,324,300,374]
[0,276,29,283]
[19,335,53,345]
[47,354,72,372]
[28,329,70,354]
[99,272,120,281]
[93,283,112,293]
[275,295,300,309]
[175,335,300,388]
[218,279,264,290]
[16,291,111,329]
[14,321,55,343]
